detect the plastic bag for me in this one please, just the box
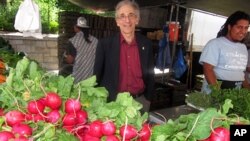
[156,25,172,70]
[173,48,187,79]
[14,0,43,39]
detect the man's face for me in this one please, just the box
[228,19,249,42]
[115,4,139,35]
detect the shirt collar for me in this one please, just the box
[120,33,137,45]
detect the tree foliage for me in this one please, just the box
[0,0,21,31]
[0,0,98,33]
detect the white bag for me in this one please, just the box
[14,0,43,38]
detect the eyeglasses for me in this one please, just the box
[116,13,137,21]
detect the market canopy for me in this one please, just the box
[68,0,250,17]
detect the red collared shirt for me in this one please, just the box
[118,34,145,95]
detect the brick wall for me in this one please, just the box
[0,32,59,71]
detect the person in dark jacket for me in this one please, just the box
[94,0,155,112]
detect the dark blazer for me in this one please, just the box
[94,32,155,102]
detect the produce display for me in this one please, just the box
[1,56,250,141]
[151,99,249,141]
[0,57,150,140]
[0,37,24,84]
[186,88,250,120]
[0,59,5,84]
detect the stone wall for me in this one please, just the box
[0,32,58,71]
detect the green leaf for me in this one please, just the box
[44,125,56,139]
[125,106,137,118]
[15,57,30,77]
[56,132,78,141]
[57,75,74,97]
[6,68,14,87]
[132,99,143,110]
[116,92,133,106]
[221,99,233,115]
[97,106,112,117]
[152,122,176,141]
[0,117,4,127]
[154,135,168,141]
[106,103,120,118]
[29,61,39,79]
[92,87,109,98]
[190,108,223,140]
[175,132,188,141]
[79,75,97,87]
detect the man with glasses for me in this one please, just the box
[94,0,154,112]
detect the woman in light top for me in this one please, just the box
[199,11,250,93]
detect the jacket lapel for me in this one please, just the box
[136,34,147,73]
[112,33,120,84]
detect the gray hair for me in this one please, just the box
[115,0,140,19]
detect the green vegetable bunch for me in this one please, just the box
[0,57,149,140]
[151,99,250,141]
[87,92,148,130]
[186,87,250,120]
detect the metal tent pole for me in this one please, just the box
[170,4,179,70]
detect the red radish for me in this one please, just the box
[0,131,15,141]
[210,127,229,141]
[14,135,29,141]
[88,120,103,138]
[0,108,4,116]
[12,123,32,137]
[38,97,46,105]
[83,134,100,141]
[75,125,89,135]
[105,135,120,141]
[25,114,44,122]
[75,126,89,140]
[76,109,88,124]
[63,125,74,133]
[27,100,45,114]
[65,98,81,113]
[46,110,61,123]
[120,125,138,140]
[45,92,62,110]
[25,113,33,121]
[138,123,151,141]
[33,114,45,122]
[5,110,25,126]
[101,121,116,136]
[62,113,77,126]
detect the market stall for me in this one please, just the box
[1,0,250,140]
[1,53,250,141]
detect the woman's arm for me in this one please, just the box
[203,62,217,85]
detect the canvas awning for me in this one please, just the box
[68,0,250,17]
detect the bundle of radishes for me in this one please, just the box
[1,110,32,141]
[0,58,153,140]
[0,91,153,141]
[0,92,85,141]
[60,92,152,141]
[73,120,151,141]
